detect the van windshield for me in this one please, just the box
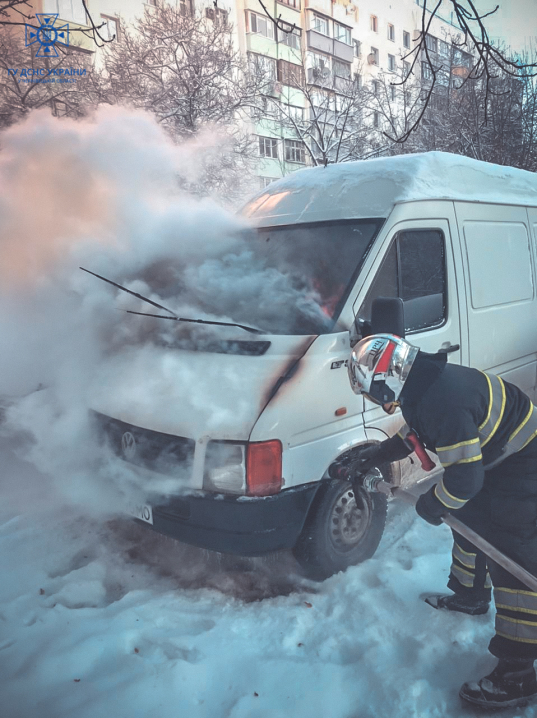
[233,219,383,335]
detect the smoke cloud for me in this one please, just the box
[0,107,330,518]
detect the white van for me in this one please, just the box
[93,152,537,580]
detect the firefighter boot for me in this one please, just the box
[424,592,490,615]
[459,658,537,709]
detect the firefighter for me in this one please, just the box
[343,333,537,710]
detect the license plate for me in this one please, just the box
[127,502,153,525]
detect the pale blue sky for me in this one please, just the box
[472,0,537,53]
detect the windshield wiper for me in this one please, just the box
[79,267,263,335]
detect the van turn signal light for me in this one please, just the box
[335,407,347,416]
[246,440,282,496]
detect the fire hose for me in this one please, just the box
[361,471,537,594]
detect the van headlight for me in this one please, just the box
[204,442,246,494]
[203,440,283,496]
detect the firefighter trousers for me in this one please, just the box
[446,441,537,661]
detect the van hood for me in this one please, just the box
[89,335,315,441]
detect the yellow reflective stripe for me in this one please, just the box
[437,438,480,452]
[435,479,469,509]
[509,404,534,443]
[520,427,537,452]
[496,614,537,644]
[480,373,506,448]
[479,373,493,432]
[496,604,537,616]
[495,587,537,597]
[454,543,476,558]
[437,437,482,467]
[451,564,476,587]
[494,587,537,612]
[485,376,506,446]
[453,543,476,569]
[441,454,482,468]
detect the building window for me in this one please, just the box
[100,15,119,41]
[259,176,275,189]
[373,111,380,128]
[369,47,379,65]
[390,84,396,101]
[179,0,192,17]
[278,22,301,49]
[370,15,378,32]
[387,23,395,41]
[284,139,306,163]
[353,39,361,57]
[403,60,411,76]
[247,11,275,39]
[206,6,228,24]
[333,60,351,79]
[388,54,396,72]
[278,0,300,8]
[334,22,351,45]
[312,13,329,36]
[403,30,411,49]
[438,38,450,58]
[249,53,277,82]
[421,61,433,81]
[372,79,380,96]
[43,0,86,23]
[285,104,304,122]
[425,34,438,53]
[353,72,362,88]
[259,136,279,159]
[277,58,305,87]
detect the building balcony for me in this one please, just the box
[306,30,353,62]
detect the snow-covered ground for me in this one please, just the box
[3,434,533,718]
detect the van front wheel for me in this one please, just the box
[292,479,387,581]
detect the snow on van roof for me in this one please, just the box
[242,151,537,225]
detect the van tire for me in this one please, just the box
[292,478,387,581]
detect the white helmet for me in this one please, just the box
[348,334,419,404]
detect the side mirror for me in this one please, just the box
[371,297,405,338]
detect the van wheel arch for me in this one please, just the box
[292,451,390,581]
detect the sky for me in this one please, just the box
[464,0,537,54]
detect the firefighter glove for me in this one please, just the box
[328,444,382,481]
[415,485,446,526]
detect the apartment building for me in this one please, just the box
[24,0,470,188]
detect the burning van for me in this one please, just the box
[90,152,537,580]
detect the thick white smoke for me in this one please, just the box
[0,107,329,518]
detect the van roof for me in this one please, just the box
[242,151,537,226]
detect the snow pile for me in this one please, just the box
[242,151,537,225]
[0,438,510,718]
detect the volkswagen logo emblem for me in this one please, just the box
[121,431,136,460]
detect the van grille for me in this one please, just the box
[92,412,195,475]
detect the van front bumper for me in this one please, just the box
[142,483,319,556]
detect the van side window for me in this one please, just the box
[359,229,446,333]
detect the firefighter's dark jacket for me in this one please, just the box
[386,351,537,513]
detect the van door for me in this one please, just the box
[352,215,463,486]
[456,203,537,399]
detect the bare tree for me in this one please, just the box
[102,0,266,198]
[252,49,375,166]
[369,39,537,171]
[258,0,537,145]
